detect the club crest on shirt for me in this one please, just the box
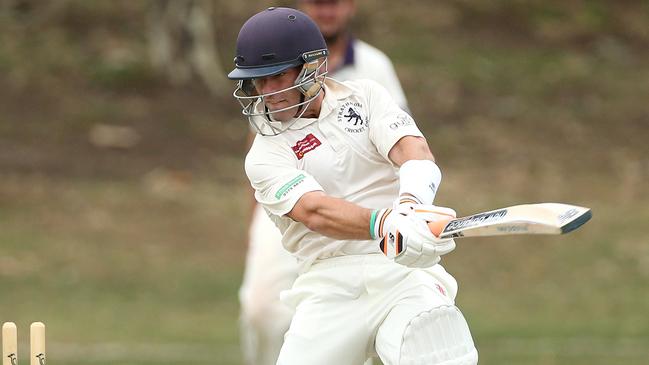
[291,133,321,160]
[337,101,367,133]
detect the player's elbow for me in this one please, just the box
[288,191,327,229]
[389,136,435,166]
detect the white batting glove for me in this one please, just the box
[371,208,456,268]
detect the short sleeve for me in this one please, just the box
[363,80,424,161]
[245,140,324,217]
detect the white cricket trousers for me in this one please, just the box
[276,254,477,365]
[239,207,376,365]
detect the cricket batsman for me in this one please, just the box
[238,1,411,364]
[229,7,478,365]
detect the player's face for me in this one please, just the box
[252,67,302,122]
[299,0,355,40]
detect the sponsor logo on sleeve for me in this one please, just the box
[337,101,367,133]
[275,174,306,200]
[291,133,321,160]
[389,113,415,130]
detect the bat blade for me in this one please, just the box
[428,203,592,239]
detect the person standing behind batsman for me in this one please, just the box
[231,7,477,365]
[299,0,408,110]
[238,1,410,365]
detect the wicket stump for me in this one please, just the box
[2,322,46,365]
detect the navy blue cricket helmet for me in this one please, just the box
[228,7,329,135]
[228,7,328,80]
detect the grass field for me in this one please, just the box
[2,171,647,364]
[1,1,648,364]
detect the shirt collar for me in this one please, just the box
[319,78,353,118]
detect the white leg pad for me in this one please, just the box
[399,305,478,365]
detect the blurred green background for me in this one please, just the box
[1,1,648,364]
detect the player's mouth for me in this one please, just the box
[266,99,287,109]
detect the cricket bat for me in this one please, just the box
[425,203,592,239]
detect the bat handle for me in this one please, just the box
[428,219,451,237]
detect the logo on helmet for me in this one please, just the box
[337,101,367,134]
[302,49,328,62]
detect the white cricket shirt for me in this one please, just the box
[245,79,424,271]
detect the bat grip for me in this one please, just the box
[428,219,451,237]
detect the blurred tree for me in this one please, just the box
[148,0,226,96]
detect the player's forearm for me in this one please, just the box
[288,192,372,240]
[388,135,441,205]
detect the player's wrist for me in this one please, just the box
[398,160,441,205]
[370,208,392,240]
[369,209,379,239]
